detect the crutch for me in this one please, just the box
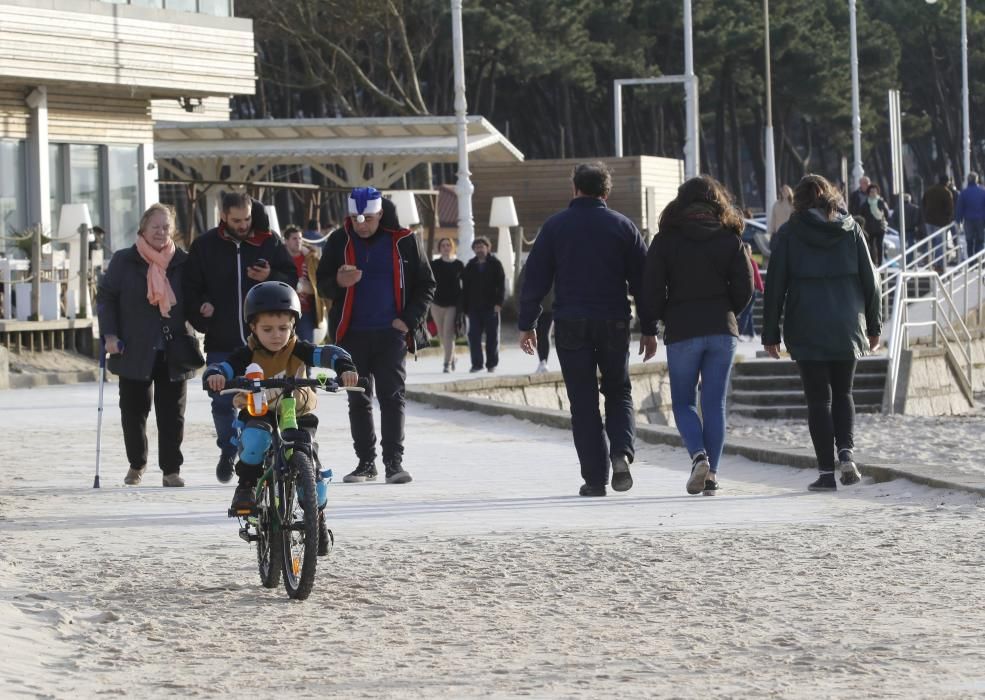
[94,338,106,489]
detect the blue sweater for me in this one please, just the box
[518,197,656,334]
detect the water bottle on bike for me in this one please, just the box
[245,363,268,417]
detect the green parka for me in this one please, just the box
[761,210,881,360]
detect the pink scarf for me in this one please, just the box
[136,236,177,318]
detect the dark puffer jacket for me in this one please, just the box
[97,245,197,382]
[762,210,882,360]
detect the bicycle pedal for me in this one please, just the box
[237,527,258,543]
[227,506,256,518]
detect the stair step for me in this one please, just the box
[733,357,888,377]
[731,374,886,391]
[730,388,884,407]
[731,403,883,419]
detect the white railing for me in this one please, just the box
[885,269,976,414]
[877,224,954,327]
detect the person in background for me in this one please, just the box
[520,161,658,497]
[860,183,891,265]
[955,172,985,258]
[97,204,197,488]
[922,174,956,273]
[767,185,794,239]
[517,260,555,373]
[283,224,321,343]
[641,175,754,496]
[761,174,881,492]
[848,175,871,217]
[315,187,435,485]
[736,242,765,340]
[303,217,324,248]
[429,237,465,373]
[183,192,297,485]
[462,236,506,373]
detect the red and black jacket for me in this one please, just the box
[315,218,435,350]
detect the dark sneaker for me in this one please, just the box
[702,479,720,496]
[216,454,235,484]
[839,459,861,486]
[579,483,606,497]
[687,453,710,495]
[343,459,378,483]
[610,454,633,492]
[808,472,838,492]
[317,510,333,557]
[384,457,413,484]
[229,484,256,512]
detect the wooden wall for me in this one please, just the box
[470,156,684,252]
[0,1,254,97]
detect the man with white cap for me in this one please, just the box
[316,187,435,484]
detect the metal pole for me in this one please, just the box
[451,0,475,262]
[849,0,864,185]
[614,81,623,158]
[683,0,699,178]
[763,0,777,217]
[961,0,971,181]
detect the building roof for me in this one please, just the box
[154,116,524,188]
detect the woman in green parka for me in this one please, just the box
[761,174,882,492]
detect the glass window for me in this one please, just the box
[129,0,165,7]
[107,147,140,251]
[197,0,231,17]
[49,144,65,237]
[69,145,104,235]
[0,141,26,253]
[165,0,197,10]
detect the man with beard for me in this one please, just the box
[183,192,297,484]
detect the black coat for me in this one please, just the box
[641,220,754,344]
[182,226,297,353]
[97,245,196,382]
[315,220,435,351]
[462,254,506,313]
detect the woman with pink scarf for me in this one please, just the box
[97,204,198,487]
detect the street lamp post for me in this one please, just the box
[763,0,777,218]
[926,0,971,182]
[451,0,475,261]
[683,0,699,178]
[849,0,864,186]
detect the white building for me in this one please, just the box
[0,0,254,252]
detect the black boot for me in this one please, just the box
[808,472,837,492]
[343,458,378,483]
[384,456,413,484]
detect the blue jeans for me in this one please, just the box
[555,318,634,487]
[964,219,985,258]
[737,293,757,337]
[206,351,238,459]
[666,334,738,473]
[467,309,500,370]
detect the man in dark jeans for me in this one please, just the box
[518,162,658,497]
[316,187,435,484]
[462,237,506,372]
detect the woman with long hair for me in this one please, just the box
[642,176,754,495]
[429,237,465,372]
[761,174,881,491]
[97,204,199,487]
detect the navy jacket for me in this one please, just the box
[518,197,656,334]
[462,254,506,313]
[182,225,297,353]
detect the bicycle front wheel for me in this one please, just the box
[256,475,282,589]
[281,451,318,600]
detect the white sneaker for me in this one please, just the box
[535,360,549,374]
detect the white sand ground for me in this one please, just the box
[1,345,984,698]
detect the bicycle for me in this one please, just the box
[220,373,364,600]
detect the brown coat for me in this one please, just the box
[922,184,955,227]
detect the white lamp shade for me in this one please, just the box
[264,205,281,235]
[489,196,519,228]
[57,203,92,239]
[388,191,420,227]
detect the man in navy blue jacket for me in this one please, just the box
[518,162,658,497]
[956,172,985,258]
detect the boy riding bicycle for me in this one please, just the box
[203,281,358,551]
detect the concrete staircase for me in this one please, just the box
[730,356,888,419]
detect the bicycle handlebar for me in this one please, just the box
[217,375,368,394]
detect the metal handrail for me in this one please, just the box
[877,224,954,326]
[885,270,975,414]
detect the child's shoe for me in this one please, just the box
[230,483,256,512]
[317,510,333,557]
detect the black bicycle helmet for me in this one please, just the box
[244,281,302,322]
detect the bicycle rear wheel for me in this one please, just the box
[256,475,282,589]
[281,451,318,600]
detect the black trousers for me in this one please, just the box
[339,328,407,462]
[796,359,857,471]
[554,318,635,487]
[118,352,186,474]
[536,312,554,362]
